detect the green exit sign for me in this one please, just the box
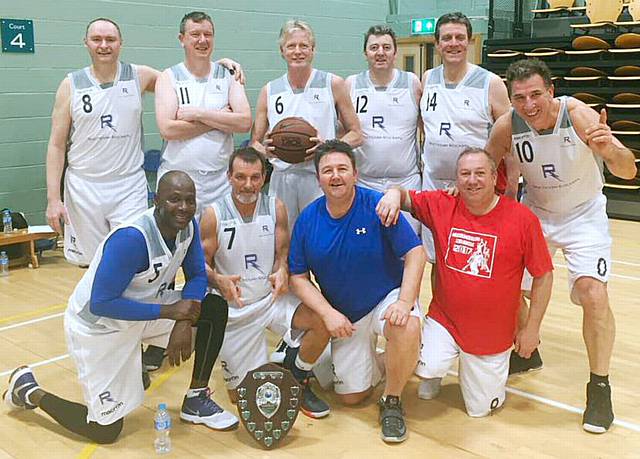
[411,17,436,35]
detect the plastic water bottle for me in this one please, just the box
[2,210,12,234]
[154,403,171,454]
[0,251,8,277]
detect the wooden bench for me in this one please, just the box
[0,230,58,268]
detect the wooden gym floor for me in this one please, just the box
[0,218,639,458]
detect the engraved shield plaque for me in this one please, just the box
[236,362,301,449]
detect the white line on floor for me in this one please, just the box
[445,370,640,432]
[0,354,69,377]
[0,313,63,333]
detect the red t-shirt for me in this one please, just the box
[409,190,552,355]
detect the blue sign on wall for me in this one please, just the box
[1,18,35,53]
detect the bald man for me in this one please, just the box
[4,171,237,443]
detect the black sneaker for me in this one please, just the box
[142,366,151,391]
[300,380,330,419]
[508,348,543,376]
[270,339,289,365]
[583,381,614,433]
[378,395,407,443]
[143,345,166,372]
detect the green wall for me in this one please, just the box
[0,0,388,224]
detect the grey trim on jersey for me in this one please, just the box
[77,302,103,326]
[355,71,368,90]
[170,63,190,81]
[393,70,409,89]
[309,70,329,89]
[427,68,442,85]
[465,66,489,89]
[269,75,288,95]
[511,110,531,135]
[213,63,228,79]
[120,62,134,81]
[70,69,93,91]
[216,193,273,224]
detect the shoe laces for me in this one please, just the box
[193,388,224,414]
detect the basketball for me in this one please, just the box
[269,117,318,164]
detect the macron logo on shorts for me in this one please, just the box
[444,228,497,278]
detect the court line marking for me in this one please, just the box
[0,304,66,325]
[554,262,640,281]
[77,365,181,459]
[0,354,69,377]
[0,313,64,333]
[610,259,640,268]
[446,370,640,432]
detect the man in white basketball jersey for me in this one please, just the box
[420,12,513,261]
[156,11,252,217]
[345,25,422,232]
[45,18,159,266]
[251,19,363,229]
[5,172,238,443]
[200,147,331,418]
[486,58,637,433]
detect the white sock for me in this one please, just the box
[186,387,208,398]
[295,353,314,372]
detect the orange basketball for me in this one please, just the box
[269,117,318,164]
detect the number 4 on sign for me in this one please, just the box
[10,33,25,48]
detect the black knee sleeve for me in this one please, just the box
[192,293,228,383]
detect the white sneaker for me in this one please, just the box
[180,388,238,430]
[418,378,442,400]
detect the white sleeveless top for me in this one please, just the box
[511,96,604,213]
[267,69,337,172]
[349,69,420,178]
[212,193,277,306]
[421,63,494,181]
[67,208,194,332]
[161,62,233,172]
[67,62,144,180]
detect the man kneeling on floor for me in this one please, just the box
[200,147,331,418]
[377,148,553,417]
[4,171,237,443]
[289,140,425,442]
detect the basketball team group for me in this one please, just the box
[4,9,637,445]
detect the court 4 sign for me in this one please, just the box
[1,19,34,53]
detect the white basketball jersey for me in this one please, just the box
[421,64,494,181]
[267,69,337,172]
[511,96,604,213]
[350,69,420,178]
[67,208,194,332]
[67,62,144,179]
[161,62,233,172]
[212,193,277,306]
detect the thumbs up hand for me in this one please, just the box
[585,108,613,154]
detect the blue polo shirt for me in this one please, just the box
[289,186,420,322]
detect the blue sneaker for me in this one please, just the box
[4,366,39,410]
[180,388,239,430]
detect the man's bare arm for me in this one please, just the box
[250,86,271,155]
[333,76,363,147]
[45,78,72,234]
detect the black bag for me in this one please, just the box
[1,209,28,231]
